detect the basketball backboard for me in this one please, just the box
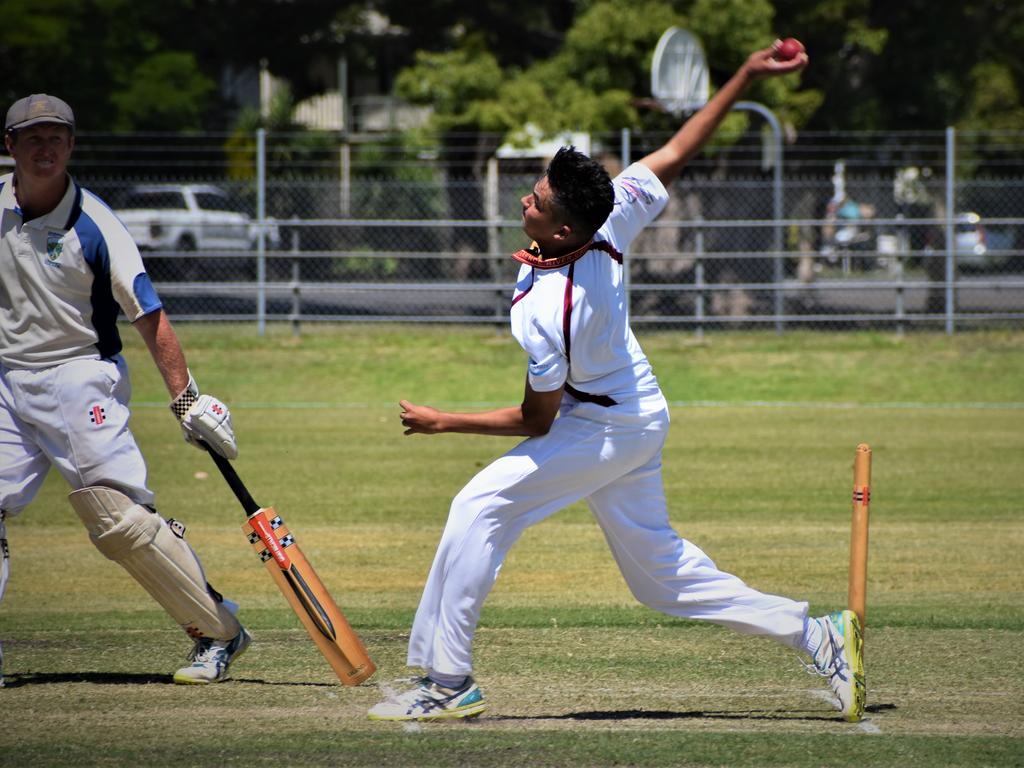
[651,27,710,115]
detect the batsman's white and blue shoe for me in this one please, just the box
[368,676,485,721]
[808,609,866,722]
[173,627,252,685]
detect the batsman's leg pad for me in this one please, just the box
[69,486,240,640]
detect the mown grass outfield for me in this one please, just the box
[3,326,1023,766]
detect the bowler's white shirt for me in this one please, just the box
[510,162,669,404]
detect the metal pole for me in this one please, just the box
[289,220,301,338]
[945,126,955,335]
[694,216,705,340]
[486,156,502,321]
[337,56,348,132]
[256,127,266,335]
[771,120,784,334]
[894,214,905,338]
[735,102,784,333]
[339,142,351,218]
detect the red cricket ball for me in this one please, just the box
[777,37,804,61]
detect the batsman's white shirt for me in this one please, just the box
[0,173,160,515]
[408,163,809,677]
[0,172,159,369]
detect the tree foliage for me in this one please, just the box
[0,0,345,131]
[392,0,821,146]
[394,42,507,131]
[110,53,215,132]
[2,0,1023,136]
[373,0,576,70]
[773,0,1024,130]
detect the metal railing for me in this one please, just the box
[140,213,1024,335]
[60,126,1024,335]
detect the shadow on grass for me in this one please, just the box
[2,671,173,687]
[492,702,896,723]
[493,709,834,722]
[1,672,334,688]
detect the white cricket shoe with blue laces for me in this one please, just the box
[173,627,251,684]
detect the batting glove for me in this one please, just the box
[170,371,239,459]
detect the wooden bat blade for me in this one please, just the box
[245,507,375,685]
[284,563,338,641]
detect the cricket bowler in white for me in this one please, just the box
[0,94,249,685]
[369,43,866,723]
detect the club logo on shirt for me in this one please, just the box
[89,405,106,425]
[619,178,654,206]
[46,232,65,263]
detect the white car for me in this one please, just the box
[953,211,1021,272]
[115,184,279,254]
[955,212,986,264]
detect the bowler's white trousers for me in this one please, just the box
[408,394,809,676]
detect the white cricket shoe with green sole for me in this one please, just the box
[810,609,866,722]
[368,676,485,721]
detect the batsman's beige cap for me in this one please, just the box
[5,94,75,134]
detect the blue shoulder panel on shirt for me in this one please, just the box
[76,207,110,273]
[76,208,122,358]
[63,183,85,230]
[133,272,163,315]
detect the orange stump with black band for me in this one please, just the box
[848,443,871,631]
[244,509,375,685]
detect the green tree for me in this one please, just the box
[111,52,215,132]
[6,0,1024,138]
[394,0,819,139]
[395,41,507,131]
[0,0,352,132]
[773,0,1024,131]
[375,0,576,69]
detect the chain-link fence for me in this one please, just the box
[65,126,1024,333]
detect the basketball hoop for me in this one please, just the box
[650,27,710,115]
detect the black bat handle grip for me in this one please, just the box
[204,445,261,516]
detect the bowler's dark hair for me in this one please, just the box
[545,146,614,236]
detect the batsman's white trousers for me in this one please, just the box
[0,355,153,516]
[408,395,809,677]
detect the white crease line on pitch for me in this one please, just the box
[134,399,1024,411]
[668,400,1024,411]
[807,689,881,733]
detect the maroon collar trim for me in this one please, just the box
[511,239,623,269]
[511,239,595,269]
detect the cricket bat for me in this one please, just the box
[205,447,376,685]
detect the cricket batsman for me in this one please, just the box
[369,41,866,723]
[1,94,249,685]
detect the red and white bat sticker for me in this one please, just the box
[249,510,292,569]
